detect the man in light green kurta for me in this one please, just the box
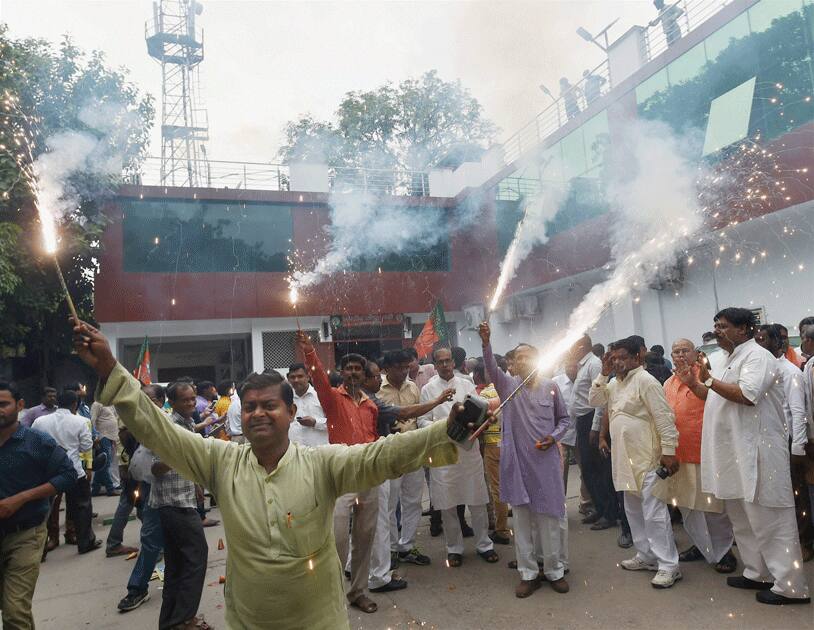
[72,320,459,629]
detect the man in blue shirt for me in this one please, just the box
[0,380,77,628]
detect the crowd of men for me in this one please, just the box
[0,307,812,628]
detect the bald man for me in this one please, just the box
[656,339,736,572]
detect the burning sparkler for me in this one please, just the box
[289,284,302,330]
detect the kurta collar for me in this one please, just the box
[250,440,294,477]
[617,365,643,382]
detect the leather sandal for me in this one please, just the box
[713,550,737,574]
[447,553,463,567]
[350,595,378,613]
[477,549,499,563]
[678,545,703,562]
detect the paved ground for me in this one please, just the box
[33,470,813,630]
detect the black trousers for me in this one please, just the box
[157,507,208,629]
[65,475,96,552]
[575,411,619,523]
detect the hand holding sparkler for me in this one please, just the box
[294,329,314,356]
[71,318,117,380]
[478,321,491,347]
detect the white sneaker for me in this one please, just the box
[620,557,658,571]
[651,568,682,589]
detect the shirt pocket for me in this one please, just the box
[537,399,555,420]
[279,503,328,558]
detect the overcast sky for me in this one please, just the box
[1,0,655,163]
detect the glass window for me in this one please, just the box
[560,128,587,180]
[667,42,708,86]
[122,199,292,272]
[748,0,803,34]
[539,142,564,183]
[495,199,524,257]
[704,13,750,61]
[702,77,756,156]
[580,110,610,169]
[635,68,669,106]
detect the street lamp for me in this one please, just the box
[576,18,619,52]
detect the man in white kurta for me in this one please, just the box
[700,308,810,605]
[589,337,681,589]
[418,348,496,566]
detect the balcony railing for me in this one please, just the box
[125,157,431,196]
[501,0,731,166]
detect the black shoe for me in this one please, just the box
[726,576,773,590]
[398,548,431,566]
[617,532,633,549]
[489,532,511,545]
[429,523,443,537]
[679,545,703,562]
[590,517,615,530]
[581,511,600,525]
[461,525,475,538]
[370,577,408,593]
[118,591,150,612]
[78,539,103,554]
[390,551,399,571]
[344,569,351,579]
[755,590,811,605]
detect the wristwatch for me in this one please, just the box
[703,377,714,388]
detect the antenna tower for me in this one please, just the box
[146,0,209,187]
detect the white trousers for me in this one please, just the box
[513,504,565,581]
[441,505,492,555]
[367,483,394,589]
[679,507,733,564]
[390,469,424,553]
[725,498,810,599]
[623,471,679,571]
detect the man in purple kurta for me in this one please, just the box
[480,323,571,598]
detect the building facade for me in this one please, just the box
[97,0,814,377]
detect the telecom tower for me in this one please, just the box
[146,0,209,187]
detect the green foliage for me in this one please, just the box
[279,70,498,171]
[0,24,154,370]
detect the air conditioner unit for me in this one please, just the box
[648,260,685,291]
[463,304,486,329]
[515,294,542,319]
[497,301,515,323]
[319,320,333,343]
[751,307,766,326]
[403,316,413,339]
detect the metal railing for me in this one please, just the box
[125,157,432,196]
[501,0,731,166]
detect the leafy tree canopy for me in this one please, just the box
[0,24,154,377]
[279,70,498,172]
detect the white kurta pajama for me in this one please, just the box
[701,339,810,599]
[419,375,493,555]
[589,367,680,572]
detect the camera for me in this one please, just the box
[446,394,488,450]
[655,465,671,479]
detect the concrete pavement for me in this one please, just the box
[33,474,813,629]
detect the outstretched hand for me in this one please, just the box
[295,329,315,355]
[71,318,117,380]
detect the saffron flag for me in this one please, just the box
[134,337,152,384]
[413,302,449,359]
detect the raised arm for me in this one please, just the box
[71,320,222,491]
[479,323,513,395]
[786,367,808,456]
[395,387,454,420]
[296,330,337,421]
[322,409,460,498]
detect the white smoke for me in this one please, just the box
[33,101,135,252]
[533,119,705,370]
[489,181,568,310]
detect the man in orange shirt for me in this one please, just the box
[659,338,736,573]
[296,331,380,614]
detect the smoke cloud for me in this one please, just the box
[533,119,706,370]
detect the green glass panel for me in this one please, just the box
[705,13,750,61]
[560,128,587,181]
[495,199,524,257]
[748,0,803,33]
[580,110,610,169]
[122,199,292,272]
[667,42,708,86]
[539,142,564,183]
[702,77,756,156]
[635,68,669,106]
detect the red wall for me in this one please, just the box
[94,186,499,322]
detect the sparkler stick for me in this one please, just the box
[289,285,302,330]
[53,255,79,323]
[468,366,540,441]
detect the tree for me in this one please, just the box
[279,70,498,172]
[0,25,154,385]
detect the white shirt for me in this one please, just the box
[776,357,807,456]
[289,385,328,447]
[701,339,793,508]
[706,346,728,379]
[32,408,93,479]
[419,374,488,509]
[553,373,576,446]
[802,358,814,445]
[226,395,242,436]
[569,351,605,431]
